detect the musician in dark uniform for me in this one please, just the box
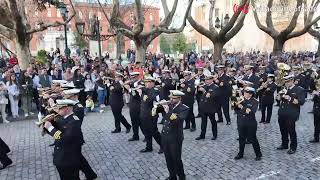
[157,90,189,180]
[159,70,176,124]
[109,72,131,133]
[258,74,277,124]
[62,89,97,179]
[293,66,306,88]
[310,83,320,143]
[242,65,260,89]
[0,137,12,170]
[216,65,232,125]
[196,74,220,140]
[44,99,84,180]
[124,72,143,141]
[277,75,305,154]
[139,77,163,153]
[257,65,268,109]
[195,67,205,118]
[178,71,196,131]
[234,87,262,161]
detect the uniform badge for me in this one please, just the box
[73,115,80,120]
[77,104,83,108]
[187,87,191,92]
[132,91,136,96]
[143,95,148,101]
[206,93,211,98]
[170,113,177,120]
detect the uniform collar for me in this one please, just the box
[63,112,74,119]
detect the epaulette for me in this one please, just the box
[182,104,189,108]
[73,115,80,121]
[77,104,83,108]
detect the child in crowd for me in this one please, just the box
[85,95,99,114]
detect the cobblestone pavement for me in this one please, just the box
[0,101,319,180]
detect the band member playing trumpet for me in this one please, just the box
[124,72,143,141]
[157,90,189,180]
[109,72,132,134]
[159,70,176,125]
[234,87,262,161]
[44,99,84,180]
[178,71,196,131]
[310,82,320,143]
[258,74,277,124]
[277,75,305,154]
[195,67,205,118]
[196,74,220,140]
[139,77,163,153]
[216,65,232,125]
[242,65,260,89]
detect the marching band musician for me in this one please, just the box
[195,74,220,140]
[257,65,268,110]
[158,90,189,180]
[159,70,176,125]
[234,87,262,161]
[178,71,196,131]
[242,65,260,89]
[258,74,277,124]
[139,77,163,153]
[292,65,306,88]
[124,72,143,141]
[108,72,132,134]
[310,79,320,143]
[215,65,232,125]
[44,99,84,180]
[277,75,305,154]
[195,67,205,118]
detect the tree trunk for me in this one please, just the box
[272,38,285,55]
[213,42,225,63]
[115,33,122,59]
[317,38,320,57]
[135,45,146,63]
[15,38,31,70]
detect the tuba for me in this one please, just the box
[276,63,291,86]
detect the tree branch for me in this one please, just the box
[266,0,276,31]
[0,38,15,56]
[159,0,178,27]
[225,13,245,42]
[287,15,320,39]
[132,0,144,35]
[208,0,216,32]
[0,24,15,39]
[26,0,76,34]
[281,0,303,35]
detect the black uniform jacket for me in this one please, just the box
[109,81,124,108]
[160,78,176,100]
[140,87,160,123]
[235,97,258,122]
[278,85,306,120]
[49,114,84,167]
[199,83,220,114]
[161,103,189,143]
[74,102,85,124]
[128,80,142,111]
[313,94,320,115]
[259,82,277,105]
[180,79,196,106]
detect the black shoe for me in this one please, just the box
[0,160,13,170]
[183,127,190,130]
[264,121,270,124]
[276,145,288,150]
[255,156,262,161]
[126,127,131,133]
[195,136,205,140]
[236,137,239,140]
[217,120,223,123]
[195,114,201,118]
[226,122,231,125]
[211,136,217,140]
[287,149,296,154]
[309,139,319,143]
[234,154,243,160]
[259,121,264,123]
[158,149,163,154]
[49,143,55,147]
[190,127,196,132]
[128,137,139,141]
[111,129,121,133]
[140,148,153,153]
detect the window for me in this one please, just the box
[130,40,135,49]
[57,9,61,17]
[98,12,102,20]
[47,8,52,17]
[108,42,113,50]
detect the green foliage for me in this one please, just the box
[36,49,47,65]
[159,35,171,54]
[74,32,88,50]
[172,33,187,54]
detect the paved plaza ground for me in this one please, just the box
[0,101,319,180]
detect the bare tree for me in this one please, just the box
[97,0,194,63]
[252,0,320,55]
[303,0,320,55]
[0,0,76,70]
[188,0,249,62]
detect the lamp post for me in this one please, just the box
[59,3,69,62]
[76,15,116,61]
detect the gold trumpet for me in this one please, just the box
[152,100,171,116]
[35,113,60,136]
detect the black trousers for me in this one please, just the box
[79,154,97,179]
[142,125,162,150]
[217,99,231,123]
[200,112,217,137]
[278,115,297,150]
[238,120,262,157]
[196,95,201,115]
[129,108,141,138]
[184,105,196,129]
[260,104,273,123]
[314,113,320,141]
[0,152,12,166]
[162,139,185,180]
[111,106,131,131]
[56,166,80,180]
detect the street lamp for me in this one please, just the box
[215,14,230,29]
[58,3,70,62]
[76,14,116,60]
